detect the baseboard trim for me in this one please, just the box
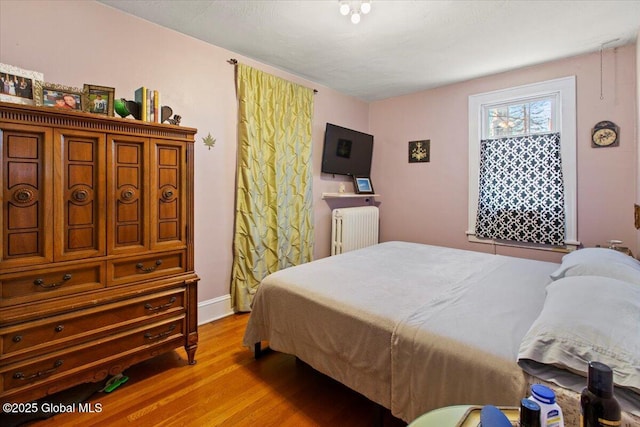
[198,294,234,325]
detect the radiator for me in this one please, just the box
[331,206,379,255]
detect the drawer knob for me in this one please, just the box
[71,188,90,202]
[119,186,138,203]
[34,274,72,289]
[161,188,175,201]
[136,259,162,273]
[12,335,22,343]
[13,187,35,205]
[55,325,64,333]
[13,359,63,381]
[144,296,177,312]
[144,324,176,341]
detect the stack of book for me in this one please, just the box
[134,87,162,123]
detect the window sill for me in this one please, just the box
[466,232,579,253]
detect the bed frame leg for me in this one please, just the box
[253,342,272,359]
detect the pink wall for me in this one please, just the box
[371,44,638,262]
[1,1,637,308]
[0,1,369,311]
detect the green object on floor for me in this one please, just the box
[102,374,129,393]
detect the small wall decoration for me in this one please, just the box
[353,176,374,194]
[0,63,43,106]
[39,83,83,111]
[83,84,115,116]
[202,133,216,150]
[409,140,430,163]
[591,120,619,147]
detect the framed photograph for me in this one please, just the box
[40,83,83,111]
[353,176,374,194]
[0,63,43,106]
[409,140,430,163]
[83,84,114,116]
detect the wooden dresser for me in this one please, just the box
[0,102,199,405]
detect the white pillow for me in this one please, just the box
[550,248,640,285]
[561,247,640,268]
[518,275,640,393]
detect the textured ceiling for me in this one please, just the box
[99,0,640,101]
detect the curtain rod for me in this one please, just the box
[227,58,318,93]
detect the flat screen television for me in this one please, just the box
[321,123,373,176]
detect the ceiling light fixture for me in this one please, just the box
[339,1,371,24]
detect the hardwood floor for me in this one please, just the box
[21,314,406,426]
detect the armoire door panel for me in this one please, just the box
[107,135,148,255]
[54,130,106,262]
[1,125,53,268]
[151,141,186,250]
[8,162,38,187]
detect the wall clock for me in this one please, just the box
[591,120,619,148]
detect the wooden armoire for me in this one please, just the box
[0,102,199,405]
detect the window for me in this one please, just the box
[485,95,555,138]
[468,76,578,250]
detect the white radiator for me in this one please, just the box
[331,206,379,255]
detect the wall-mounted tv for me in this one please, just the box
[321,123,373,176]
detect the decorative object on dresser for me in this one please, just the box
[0,63,43,106]
[83,84,115,116]
[38,83,83,111]
[0,102,199,407]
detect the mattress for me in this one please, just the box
[242,241,640,425]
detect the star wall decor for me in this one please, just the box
[202,133,216,150]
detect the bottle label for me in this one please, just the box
[546,409,561,427]
[546,417,561,427]
[582,415,622,427]
[597,418,621,427]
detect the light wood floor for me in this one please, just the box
[25,313,406,426]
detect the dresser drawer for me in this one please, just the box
[107,250,186,286]
[0,262,105,307]
[1,315,184,393]
[1,288,185,362]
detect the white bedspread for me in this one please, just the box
[242,241,559,421]
[391,251,559,421]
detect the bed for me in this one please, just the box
[242,241,640,426]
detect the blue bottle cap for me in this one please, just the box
[531,384,556,404]
[520,398,541,427]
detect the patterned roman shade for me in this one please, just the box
[475,132,565,245]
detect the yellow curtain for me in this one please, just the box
[231,64,315,312]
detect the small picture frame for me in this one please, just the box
[83,84,115,116]
[0,63,43,106]
[409,140,430,163]
[39,83,83,111]
[353,176,374,194]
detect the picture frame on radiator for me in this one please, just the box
[353,176,374,194]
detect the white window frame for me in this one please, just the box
[467,76,579,250]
